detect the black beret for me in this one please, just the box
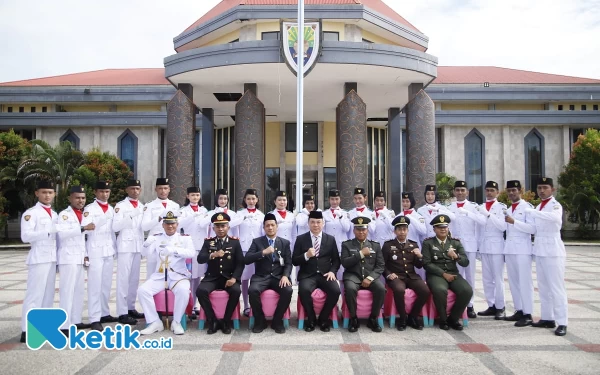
[127,179,141,187]
[537,177,553,187]
[328,189,340,197]
[94,181,111,190]
[215,188,228,196]
[401,192,414,200]
[156,177,169,186]
[506,180,521,189]
[425,185,436,192]
[485,181,499,189]
[374,191,385,199]
[69,185,85,194]
[454,180,467,188]
[36,180,54,190]
[275,190,287,198]
[187,186,201,194]
[353,188,366,195]
[245,188,258,196]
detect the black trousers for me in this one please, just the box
[386,277,430,319]
[196,277,241,322]
[249,276,293,328]
[298,274,341,324]
[344,279,386,319]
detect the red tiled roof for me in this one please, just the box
[0,67,598,87]
[0,69,170,87]
[433,66,600,84]
[182,0,419,34]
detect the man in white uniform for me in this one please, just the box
[526,177,568,336]
[371,190,395,246]
[138,211,195,335]
[142,178,180,279]
[19,180,58,343]
[113,179,145,325]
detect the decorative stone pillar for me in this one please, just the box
[201,108,214,208]
[405,87,435,208]
[234,89,265,207]
[336,89,367,208]
[388,107,403,213]
[166,88,196,204]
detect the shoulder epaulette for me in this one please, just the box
[499,202,507,208]
[181,233,190,236]
[229,236,239,240]
[452,237,461,242]
[153,233,163,236]
[424,237,434,241]
[205,237,213,240]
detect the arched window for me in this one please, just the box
[60,129,80,149]
[118,129,138,178]
[525,128,545,191]
[464,129,485,203]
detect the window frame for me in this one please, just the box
[524,128,545,191]
[285,123,319,152]
[117,129,138,178]
[323,31,339,41]
[261,31,280,40]
[59,129,80,150]
[464,128,486,204]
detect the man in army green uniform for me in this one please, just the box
[422,214,473,330]
[341,217,386,333]
[197,213,245,334]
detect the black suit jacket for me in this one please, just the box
[292,232,340,279]
[198,236,244,282]
[244,236,292,279]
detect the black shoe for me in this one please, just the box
[272,324,286,334]
[90,322,103,331]
[319,319,331,333]
[100,315,118,323]
[304,320,316,332]
[531,320,556,328]
[504,310,523,322]
[207,320,220,334]
[348,317,359,333]
[252,320,267,333]
[439,322,450,330]
[494,307,506,320]
[514,314,533,327]
[60,329,69,338]
[477,306,497,316]
[396,317,407,331]
[367,318,382,333]
[447,319,463,331]
[128,309,145,319]
[467,307,477,319]
[118,314,138,325]
[407,315,423,330]
[555,325,567,336]
[221,320,232,334]
[75,323,91,330]
[20,332,26,343]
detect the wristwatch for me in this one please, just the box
[80,226,85,233]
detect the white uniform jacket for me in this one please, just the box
[448,201,485,253]
[21,202,58,265]
[81,201,116,259]
[322,207,351,252]
[527,197,566,257]
[112,198,145,254]
[143,233,195,281]
[504,199,535,255]
[56,206,85,265]
[477,200,507,255]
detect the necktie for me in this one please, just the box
[331,209,336,218]
[512,202,519,212]
[97,201,108,213]
[130,200,138,208]
[269,238,274,261]
[485,201,494,211]
[441,241,445,250]
[162,201,167,208]
[314,236,320,257]
[539,198,551,211]
[456,202,465,208]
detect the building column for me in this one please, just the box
[166,83,196,204]
[234,85,265,207]
[405,83,435,208]
[201,108,214,208]
[388,107,402,213]
[336,84,367,208]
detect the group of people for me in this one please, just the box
[19,175,568,342]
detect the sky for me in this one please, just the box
[0,0,599,82]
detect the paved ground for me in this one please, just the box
[0,246,599,375]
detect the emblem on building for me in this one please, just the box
[281,21,321,76]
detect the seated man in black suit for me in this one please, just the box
[197,213,244,334]
[341,217,386,333]
[292,210,341,332]
[245,213,293,334]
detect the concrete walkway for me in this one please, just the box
[0,245,599,374]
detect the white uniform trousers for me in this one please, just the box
[88,256,114,322]
[59,264,85,328]
[505,254,534,314]
[481,253,506,309]
[146,255,157,281]
[116,252,141,316]
[21,262,56,331]
[459,251,478,307]
[536,256,568,325]
[137,278,190,324]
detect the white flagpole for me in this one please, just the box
[295,0,305,213]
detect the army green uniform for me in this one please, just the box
[422,237,473,322]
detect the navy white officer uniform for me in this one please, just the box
[245,213,293,333]
[371,190,396,246]
[19,180,58,342]
[196,213,245,334]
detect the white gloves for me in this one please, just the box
[130,209,143,218]
[427,205,439,213]
[48,223,59,234]
[457,207,468,216]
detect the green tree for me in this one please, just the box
[558,129,600,236]
[436,172,457,204]
[0,130,31,236]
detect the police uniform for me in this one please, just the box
[141,178,180,279]
[346,188,377,239]
[447,180,486,316]
[81,181,117,328]
[525,177,568,336]
[20,181,58,341]
[417,185,456,241]
[138,211,195,335]
[371,191,396,246]
[422,214,473,330]
[477,181,508,319]
[341,217,385,333]
[396,192,427,245]
[245,213,293,333]
[56,186,88,330]
[112,179,145,324]
[322,189,351,279]
[196,213,245,334]
[503,180,536,326]
[382,216,430,330]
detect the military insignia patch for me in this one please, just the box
[115,208,120,213]
[358,218,363,224]
[440,216,445,222]
[62,215,68,221]
[420,218,425,223]
[24,215,31,221]
[553,205,559,210]
[84,212,89,217]
[210,241,215,246]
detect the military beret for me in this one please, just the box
[352,216,370,228]
[485,181,499,189]
[506,180,521,189]
[430,214,451,227]
[94,181,111,190]
[187,186,200,194]
[392,215,410,227]
[537,177,553,187]
[454,180,467,188]
[211,212,230,224]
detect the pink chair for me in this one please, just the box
[151,258,194,330]
[297,288,340,329]
[383,284,429,328]
[426,290,468,327]
[341,289,384,328]
[197,290,241,330]
[248,289,291,329]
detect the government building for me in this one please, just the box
[1,0,599,214]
